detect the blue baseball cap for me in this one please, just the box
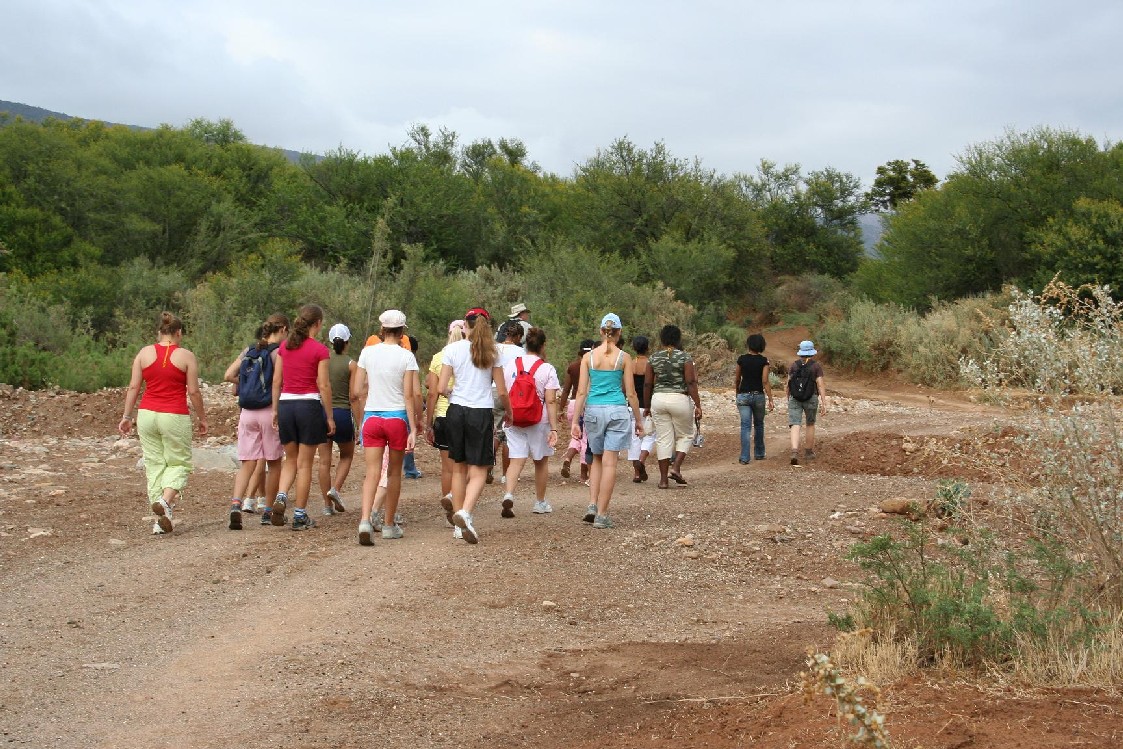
[600,313,622,330]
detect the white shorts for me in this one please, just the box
[627,415,656,460]
[504,420,555,461]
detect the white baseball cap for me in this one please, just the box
[328,323,351,342]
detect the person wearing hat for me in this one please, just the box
[353,309,420,544]
[497,302,532,342]
[317,323,358,517]
[787,340,827,465]
[424,320,467,509]
[569,313,643,529]
[557,339,596,484]
[437,307,512,544]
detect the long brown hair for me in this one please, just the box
[466,314,497,369]
[286,304,323,350]
[257,313,289,351]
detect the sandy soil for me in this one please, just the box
[1,339,1120,748]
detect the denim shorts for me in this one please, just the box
[584,405,632,455]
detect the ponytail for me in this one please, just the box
[257,313,289,351]
[286,305,323,350]
[466,315,497,369]
[158,311,183,337]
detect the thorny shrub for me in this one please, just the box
[801,651,891,749]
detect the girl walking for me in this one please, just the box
[425,320,466,512]
[734,333,774,463]
[318,323,358,516]
[643,325,702,488]
[118,312,208,535]
[500,327,561,516]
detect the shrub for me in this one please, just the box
[819,299,913,371]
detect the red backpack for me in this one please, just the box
[509,357,545,427]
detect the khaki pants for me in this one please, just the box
[137,409,193,504]
[650,392,694,460]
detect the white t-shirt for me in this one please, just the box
[496,342,526,368]
[442,339,499,409]
[502,354,560,425]
[357,343,419,412]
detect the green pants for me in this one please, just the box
[137,409,194,504]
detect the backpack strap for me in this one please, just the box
[614,350,623,371]
[528,358,544,377]
[516,357,526,375]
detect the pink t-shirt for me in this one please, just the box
[278,337,329,395]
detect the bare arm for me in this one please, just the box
[404,370,420,451]
[733,362,742,393]
[223,349,246,384]
[271,354,284,430]
[545,386,560,448]
[763,363,774,409]
[621,354,642,434]
[643,362,655,416]
[492,366,512,424]
[569,354,591,438]
[118,351,145,438]
[437,363,453,400]
[684,360,701,420]
[184,351,208,436]
[816,375,827,413]
[317,358,335,436]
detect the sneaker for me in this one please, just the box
[592,515,614,529]
[440,496,454,526]
[322,504,335,517]
[532,500,553,514]
[260,509,272,525]
[358,521,374,546]
[582,504,597,523]
[241,497,256,513]
[255,497,267,512]
[500,475,507,485]
[404,471,423,479]
[150,498,174,534]
[327,488,346,513]
[229,501,243,530]
[271,493,288,526]
[382,524,404,540]
[560,460,572,479]
[291,512,315,531]
[394,512,404,526]
[452,526,463,540]
[151,521,167,535]
[501,493,515,519]
[790,451,800,466]
[370,509,384,532]
[804,449,817,461]
[452,510,479,544]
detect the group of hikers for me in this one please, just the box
[117,303,828,544]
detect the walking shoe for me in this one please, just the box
[327,488,346,513]
[592,515,614,529]
[404,470,423,479]
[358,520,374,546]
[291,512,315,531]
[271,493,288,526]
[532,500,553,514]
[452,510,479,544]
[370,509,385,532]
[440,496,454,526]
[381,524,404,540]
[452,526,463,540]
[150,498,174,534]
[260,509,272,525]
[560,460,572,479]
[790,451,800,466]
[255,497,267,512]
[151,521,167,535]
[486,467,494,484]
[229,501,243,530]
[241,497,256,513]
[500,475,507,485]
[394,512,404,526]
[582,504,597,523]
[322,504,335,517]
[501,493,515,519]
[804,449,817,461]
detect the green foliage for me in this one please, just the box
[819,299,912,371]
[866,158,939,212]
[1031,197,1123,290]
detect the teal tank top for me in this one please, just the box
[587,351,626,406]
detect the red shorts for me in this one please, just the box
[362,415,409,451]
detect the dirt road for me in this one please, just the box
[1,371,1120,748]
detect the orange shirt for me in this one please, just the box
[365,334,412,351]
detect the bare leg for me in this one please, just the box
[657,458,670,488]
[805,424,817,452]
[232,459,256,499]
[381,450,406,525]
[596,450,620,515]
[317,441,333,507]
[532,457,548,500]
[246,459,265,498]
[293,444,319,509]
[439,449,453,496]
[361,445,386,522]
[504,456,527,492]
[265,458,282,507]
[334,441,355,492]
[462,464,488,514]
[451,462,469,512]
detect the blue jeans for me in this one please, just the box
[736,392,767,462]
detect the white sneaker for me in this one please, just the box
[532,500,553,514]
[393,512,404,526]
[452,509,479,544]
[500,475,507,485]
[241,497,256,513]
[322,505,335,516]
[150,498,173,534]
[358,520,374,546]
[327,488,346,513]
[370,509,384,531]
[151,521,167,535]
[501,493,515,518]
[255,497,267,512]
[382,524,404,540]
[453,526,463,540]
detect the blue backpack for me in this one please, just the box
[237,344,278,410]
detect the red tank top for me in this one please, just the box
[138,343,190,415]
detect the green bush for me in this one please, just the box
[819,299,913,371]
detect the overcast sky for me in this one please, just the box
[3,0,1121,186]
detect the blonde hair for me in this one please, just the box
[447,322,466,345]
[466,315,497,369]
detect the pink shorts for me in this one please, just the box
[362,415,409,452]
[237,407,283,461]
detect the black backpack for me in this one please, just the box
[237,343,278,410]
[789,360,818,402]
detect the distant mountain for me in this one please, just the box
[858,212,885,257]
[0,100,308,163]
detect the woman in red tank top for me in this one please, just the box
[118,312,208,535]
